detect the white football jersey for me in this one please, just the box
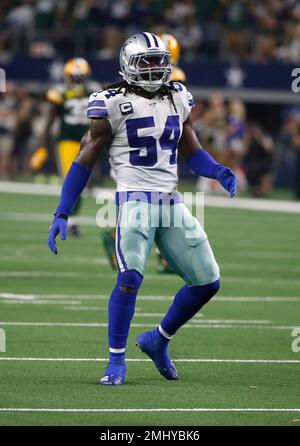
[87,82,194,192]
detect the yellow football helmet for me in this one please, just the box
[159,34,180,66]
[64,58,91,84]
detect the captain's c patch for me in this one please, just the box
[120,102,133,116]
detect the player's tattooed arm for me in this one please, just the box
[178,113,203,160]
[75,118,113,170]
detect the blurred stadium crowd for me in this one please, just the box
[0,0,300,199]
[1,80,300,198]
[1,0,300,62]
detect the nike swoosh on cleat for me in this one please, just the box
[100,376,109,382]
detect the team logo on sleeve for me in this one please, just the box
[119,102,133,116]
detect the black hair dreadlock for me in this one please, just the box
[103,80,177,113]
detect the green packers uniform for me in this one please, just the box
[47,83,97,176]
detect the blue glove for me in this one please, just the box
[48,214,68,255]
[48,162,91,255]
[186,150,237,197]
[215,166,237,197]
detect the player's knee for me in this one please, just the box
[118,270,143,295]
[190,278,220,305]
[125,252,145,276]
[206,278,220,297]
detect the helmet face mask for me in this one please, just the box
[120,33,172,92]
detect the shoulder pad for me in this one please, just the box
[100,88,123,100]
[168,81,186,92]
[171,67,186,83]
[46,87,64,105]
[168,82,195,112]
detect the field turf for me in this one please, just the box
[0,191,300,426]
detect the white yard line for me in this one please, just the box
[214,296,300,302]
[1,254,299,271]
[1,181,300,214]
[0,211,97,226]
[229,251,300,259]
[0,272,180,281]
[190,319,271,324]
[0,407,299,413]
[223,276,300,285]
[1,235,298,253]
[63,307,167,317]
[1,293,300,303]
[0,321,298,330]
[3,253,300,271]
[0,357,299,364]
[3,300,82,305]
[0,254,110,266]
[1,246,299,260]
[61,307,271,325]
[222,263,300,273]
[2,271,300,286]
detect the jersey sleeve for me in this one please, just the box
[171,82,195,122]
[87,91,109,119]
[182,86,195,121]
[170,67,186,83]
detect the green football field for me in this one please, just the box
[0,190,300,426]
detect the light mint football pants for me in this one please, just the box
[115,200,220,287]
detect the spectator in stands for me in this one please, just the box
[97,0,130,58]
[202,93,227,161]
[4,0,34,54]
[130,0,161,31]
[10,87,37,176]
[0,81,16,177]
[225,99,247,191]
[277,2,300,63]
[225,99,246,167]
[195,94,228,194]
[280,110,300,200]
[292,122,300,201]
[250,0,286,63]
[165,0,196,28]
[173,15,202,60]
[220,0,249,59]
[1,0,300,63]
[243,122,274,197]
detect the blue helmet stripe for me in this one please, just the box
[142,32,151,48]
[151,34,159,47]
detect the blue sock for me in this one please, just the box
[160,280,220,337]
[108,271,142,364]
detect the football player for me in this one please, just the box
[48,33,237,385]
[101,33,186,272]
[31,57,96,235]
